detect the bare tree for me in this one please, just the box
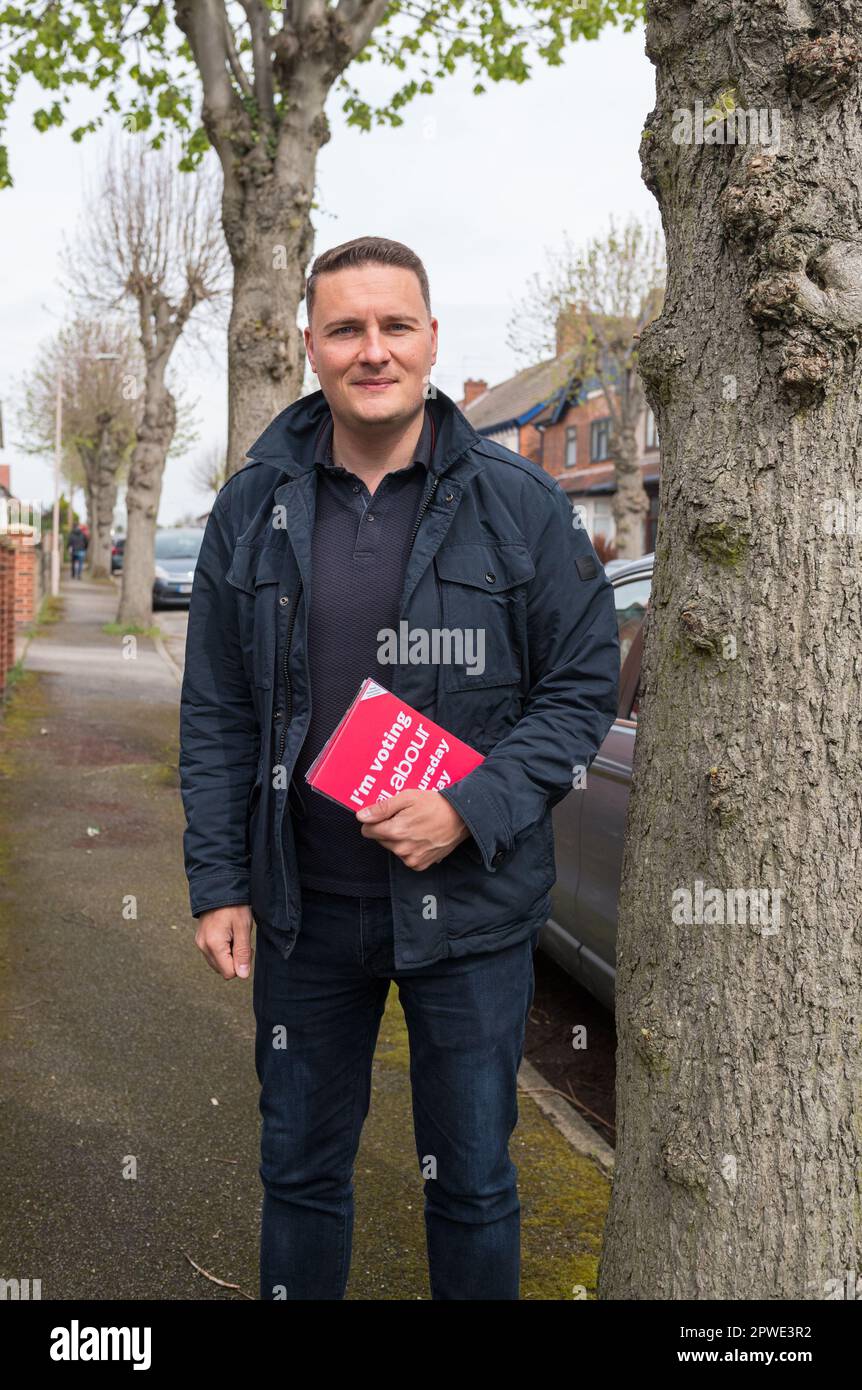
[509,216,665,560]
[17,316,140,578]
[4,4,652,478]
[191,439,229,501]
[64,135,230,625]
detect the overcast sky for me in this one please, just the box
[0,17,657,526]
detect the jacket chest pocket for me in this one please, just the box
[433,543,535,692]
[225,541,285,690]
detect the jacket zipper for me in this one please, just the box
[277,585,301,768]
[406,471,440,555]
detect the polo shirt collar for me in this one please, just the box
[313,405,434,475]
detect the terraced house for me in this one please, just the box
[459,358,660,560]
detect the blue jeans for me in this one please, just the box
[253,887,540,1300]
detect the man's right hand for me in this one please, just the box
[195,905,254,980]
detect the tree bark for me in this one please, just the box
[223,139,319,472]
[174,0,390,473]
[92,473,118,581]
[117,375,176,627]
[88,414,120,580]
[612,416,649,559]
[599,0,862,1299]
[83,477,97,578]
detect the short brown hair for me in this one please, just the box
[305,235,431,326]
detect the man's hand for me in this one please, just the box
[357,790,471,871]
[195,905,254,980]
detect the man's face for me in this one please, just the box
[304,264,438,429]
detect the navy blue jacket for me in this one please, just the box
[179,386,620,967]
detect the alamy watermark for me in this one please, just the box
[672,98,781,154]
[377,623,485,676]
[821,493,862,537]
[671,880,782,936]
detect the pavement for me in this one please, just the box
[0,579,611,1300]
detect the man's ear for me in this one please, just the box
[303,325,316,373]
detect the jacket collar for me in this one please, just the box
[244,384,484,482]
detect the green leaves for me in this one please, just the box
[33,102,64,132]
[0,0,646,188]
[339,0,645,135]
[0,0,189,186]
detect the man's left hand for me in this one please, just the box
[357,790,471,871]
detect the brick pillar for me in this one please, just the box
[0,540,15,697]
[11,539,38,625]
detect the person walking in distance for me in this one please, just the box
[67,522,88,579]
[179,236,620,1300]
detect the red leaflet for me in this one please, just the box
[305,677,484,813]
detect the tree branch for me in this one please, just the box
[334,0,393,60]
[174,0,246,202]
[239,0,275,122]
[224,6,254,101]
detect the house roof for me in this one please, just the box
[462,351,619,434]
[462,354,578,433]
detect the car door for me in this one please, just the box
[571,571,651,1000]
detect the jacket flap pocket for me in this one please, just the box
[434,543,535,592]
[226,542,283,594]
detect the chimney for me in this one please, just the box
[461,378,488,409]
[555,302,590,358]
[0,464,10,495]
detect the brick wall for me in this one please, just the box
[0,540,16,697]
[519,420,543,465]
[12,541,38,625]
[534,393,616,479]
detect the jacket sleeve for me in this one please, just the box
[179,491,260,917]
[439,480,620,871]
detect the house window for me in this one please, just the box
[592,499,615,546]
[591,418,611,462]
[565,427,578,468]
[645,407,660,450]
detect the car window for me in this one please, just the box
[614,576,651,669]
[154,529,204,560]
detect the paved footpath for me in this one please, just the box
[0,580,610,1300]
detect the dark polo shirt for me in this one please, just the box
[290,405,435,895]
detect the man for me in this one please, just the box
[68,522,88,579]
[180,235,620,1300]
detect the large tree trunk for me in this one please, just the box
[83,477,98,577]
[612,419,649,559]
[117,380,176,627]
[92,473,118,582]
[174,0,352,475]
[174,0,401,472]
[223,168,316,473]
[599,0,862,1299]
[89,415,119,581]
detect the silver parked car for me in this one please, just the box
[153,527,205,608]
[539,553,653,1010]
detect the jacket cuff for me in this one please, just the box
[439,777,513,872]
[188,870,251,919]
